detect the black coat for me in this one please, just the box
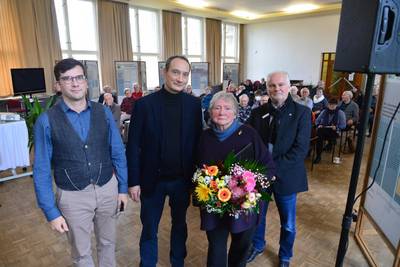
[248,96,311,195]
[126,89,203,196]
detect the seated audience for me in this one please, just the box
[312,88,328,116]
[338,90,360,151]
[311,80,325,98]
[238,94,252,123]
[313,98,346,164]
[103,93,121,127]
[132,83,143,101]
[184,84,193,95]
[120,88,134,123]
[298,87,313,110]
[290,86,300,102]
[98,85,118,104]
[260,78,267,92]
[339,90,360,128]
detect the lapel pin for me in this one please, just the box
[238,130,242,136]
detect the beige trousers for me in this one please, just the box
[56,176,118,267]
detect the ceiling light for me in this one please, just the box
[283,3,319,13]
[231,10,259,20]
[176,0,208,9]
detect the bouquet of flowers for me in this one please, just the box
[192,153,275,218]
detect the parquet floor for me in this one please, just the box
[0,140,387,266]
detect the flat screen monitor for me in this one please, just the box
[11,68,46,96]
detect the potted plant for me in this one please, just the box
[21,95,56,151]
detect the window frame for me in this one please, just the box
[182,14,205,62]
[130,6,161,89]
[55,0,99,59]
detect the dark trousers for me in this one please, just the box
[206,225,256,267]
[316,128,338,156]
[139,179,190,267]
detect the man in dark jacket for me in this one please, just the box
[126,55,203,267]
[247,71,311,267]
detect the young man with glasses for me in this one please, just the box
[33,58,128,267]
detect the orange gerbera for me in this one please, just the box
[217,188,232,202]
[210,180,218,191]
[204,165,219,176]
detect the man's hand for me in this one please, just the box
[118,193,128,210]
[50,216,69,233]
[331,125,336,131]
[128,186,141,202]
[347,119,354,126]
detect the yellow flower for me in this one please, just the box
[204,165,219,176]
[217,188,232,202]
[195,184,211,202]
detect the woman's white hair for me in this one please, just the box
[209,91,239,115]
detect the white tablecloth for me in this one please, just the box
[0,120,30,171]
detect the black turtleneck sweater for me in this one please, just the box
[159,88,183,179]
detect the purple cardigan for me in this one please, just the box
[196,124,276,233]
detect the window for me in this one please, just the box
[182,15,204,63]
[130,7,161,89]
[54,0,99,60]
[221,23,239,82]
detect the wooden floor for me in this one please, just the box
[0,140,385,266]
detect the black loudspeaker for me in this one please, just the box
[334,0,400,74]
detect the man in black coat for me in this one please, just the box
[247,71,311,267]
[126,56,203,267]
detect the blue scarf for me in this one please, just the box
[211,118,242,141]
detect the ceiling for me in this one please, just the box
[129,0,342,23]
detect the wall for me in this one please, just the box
[244,13,340,85]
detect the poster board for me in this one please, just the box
[191,62,209,94]
[115,61,138,96]
[84,60,100,100]
[158,61,166,87]
[223,63,240,86]
[355,75,400,267]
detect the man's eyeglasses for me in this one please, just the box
[59,75,86,84]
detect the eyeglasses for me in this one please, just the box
[59,75,86,84]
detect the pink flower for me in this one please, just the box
[232,186,245,198]
[244,175,256,192]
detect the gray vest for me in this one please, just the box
[47,102,113,191]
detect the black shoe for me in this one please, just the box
[313,156,321,164]
[279,260,290,267]
[246,247,263,263]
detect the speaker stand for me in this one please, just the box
[335,73,375,267]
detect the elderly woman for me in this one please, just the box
[196,91,276,267]
[312,88,328,115]
[298,87,313,110]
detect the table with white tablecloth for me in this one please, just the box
[0,120,32,182]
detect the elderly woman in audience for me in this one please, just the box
[132,83,143,101]
[120,88,134,122]
[238,94,252,123]
[297,87,313,110]
[196,91,275,267]
[312,88,328,116]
